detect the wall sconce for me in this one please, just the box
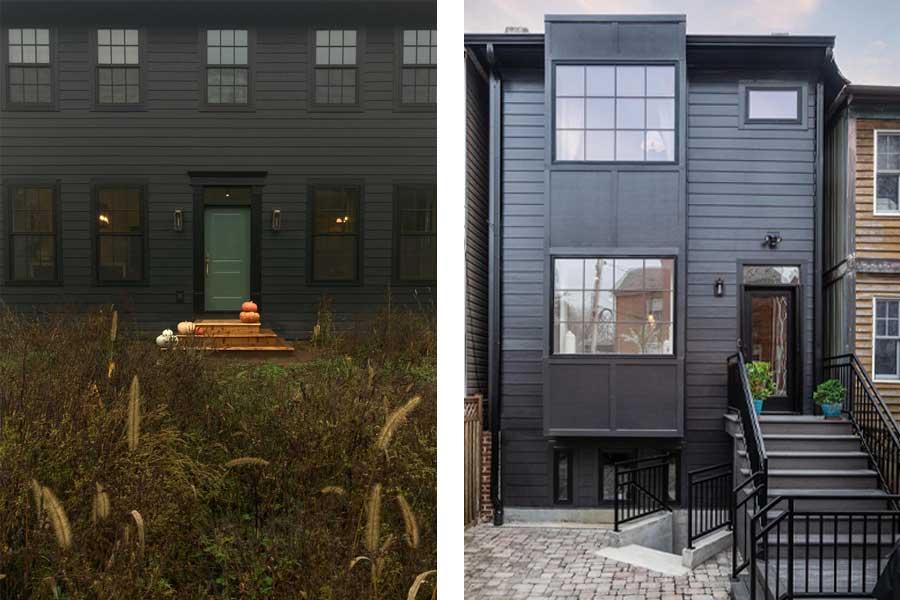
[173,209,183,232]
[763,232,782,249]
[271,209,282,232]
[714,277,725,297]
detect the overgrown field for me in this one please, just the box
[0,305,436,599]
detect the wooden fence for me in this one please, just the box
[464,395,483,526]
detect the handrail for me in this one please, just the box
[731,471,766,579]
[613,454,672,531]
[687,462,732,549]
[728,352,768,502]
[824,354,900,498]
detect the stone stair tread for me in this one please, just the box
[741,469,877,477]
[738,450,867,457]
[766,488,889,497]
[759,415,850,423]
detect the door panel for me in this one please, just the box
[205,207,251,312]
[743,288,796,413]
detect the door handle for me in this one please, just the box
[205,255,210,276]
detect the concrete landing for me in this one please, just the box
[598,544,691,576]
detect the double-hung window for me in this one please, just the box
[400,29,436,105]
[7,28,51,106]
[395,184,436,283]
[314,29,358,105]
[553,257,674,355]
[310,184,361,283]
[876,131,900,214]
[206,29,249,105]
[875,299,900,380]
[95,185,145,283]
[8,184,58,282]
[555,64,675,162]
[96,29,140,105]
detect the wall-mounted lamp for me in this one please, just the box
[763,232,782,249]
[271,209,282,232]
[714,277,725,298]
[173,209,184,232]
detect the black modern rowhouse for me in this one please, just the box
[0,0,436,337]
[465,15,847,518]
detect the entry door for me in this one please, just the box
[204,207,251,312]
[742,288,797,413]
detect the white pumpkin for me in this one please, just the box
[162,329,175,339]
[156,334,169,347]
[177,321,195,335]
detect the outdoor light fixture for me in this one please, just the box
[271,209,282,232]
[714,277,725,297]
[173,209,184,232]
[763,232,782,249]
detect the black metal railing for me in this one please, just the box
[687,463,732,549]
[613,454,672,531]
[728,352,769,503]
[732,471,767,579]
[824,354,900,496]
[749,494,900,599]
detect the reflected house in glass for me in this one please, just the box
[465,14,848,516]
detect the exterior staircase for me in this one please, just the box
[729,413,897,599]
[178,319,294,354]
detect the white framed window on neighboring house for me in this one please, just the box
[874,298,900,380]
[875,131,900,215]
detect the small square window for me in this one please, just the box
[746,88,800,122]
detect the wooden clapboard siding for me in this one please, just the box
[855,119,900,260]
[854,272,900,420]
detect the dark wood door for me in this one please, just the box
[742,288,797,413]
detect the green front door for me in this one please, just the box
[204,207,251,312]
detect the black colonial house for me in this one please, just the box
[1,0,436,339]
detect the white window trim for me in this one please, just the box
[873,129,900,217]
[872,296,900,383]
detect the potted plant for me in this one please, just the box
[746,361,776,415]
[814,379,845,418]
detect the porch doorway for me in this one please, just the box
[741,287,798,413]
[204,205,251,312]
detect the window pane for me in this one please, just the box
[877,175,899,212]
[616,66,644,96]
[312,237,356,281]
[645,130,675,162]
[614,259,644,291]
[314,187,359,233]
[555,322,584,354]
[398,236,436,281]
[98,236,143,281]
[646,98,674,129]
[556,65,583,96]
[586,66,614,96]
[556,130,584,161]
[878,134,900,170]
[876,339,898,378]
[645,258,675,289]
[646,66,675,97]
[742,265,800,285]
[555,452,570,502]
[748,89,799,120]
[36,45,49,63]
[234,30,248,46]
[12,187,54,232]
[13,236,55,281]
[585,258,614,289]
[615,131,644,161]
[616,98,644,129]
[585,130,614,161]
[97,188,142,233]
[555,259,584,289]
[556,97,584,129]
[586,98,614,129]
[208,29,220,45]
[554,289,584,324]
[877,299,888,319]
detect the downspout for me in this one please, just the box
[486,43,504,525]
[814,76,825,394]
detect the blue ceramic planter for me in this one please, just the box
[821,403,842,418]
[753,399,763,415]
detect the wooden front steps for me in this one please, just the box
[179,319,294,353]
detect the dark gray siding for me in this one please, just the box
[499,68,548,506]
[465,55,489,397]
[685,70,818,470]
[0,3,436,336]
[823,110,853,356]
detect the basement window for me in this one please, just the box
[554,448,573,504]
[745,87,800,123]
[875,299,900,380]
[876,131,900,214]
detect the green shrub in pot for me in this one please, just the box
[746,361,776,415]
[814,378,845,418]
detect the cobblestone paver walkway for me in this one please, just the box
[465,524,732,600]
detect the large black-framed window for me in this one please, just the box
[6,183,59,283]
[205,29,249,105]
[554,64,676,162]
[400,29,436,105]
[313,29,358,105]
[553,257,675,355]
[6,28,52,107]
[309,184,361,283]
[94,184,146,283]
[96,29,140,105]
[395,184,436,284]
[553,447,573,505]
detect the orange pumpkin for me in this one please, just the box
[239,311,260,323]
[241,301,258,312]
[195,327,206,336]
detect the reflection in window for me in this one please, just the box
[876,299,900,380]
[876,132,900,213]
[206,30,249,104]
[311,185,360,282]
[96,186,144,282]
[555,64,675,162]
[314,30,357,104]
[10,186,56,281]
[742,265,800,286]
[400,29,436,104]
[553,257,674,355]
[396,185,436,282]
[746,88,799,121]
[8,28,51,105]
[97,29,139,104]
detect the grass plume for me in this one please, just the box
[127,375,140,451]
[39,485,72,550]
[396,494,419,549]
[376,396,422,452]
[92,483,110,524]
[223,457,270,469]
[365,483,382,555]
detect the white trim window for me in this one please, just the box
[875,130,900,215]
[874,298,900,380]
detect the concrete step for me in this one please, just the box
[758,415,854,435]
[744,469,880,490]
[738,450,870,471]
[765,489,891,512]
[759,434,862,452]
[763,533,897,558]
[766,511,900,535]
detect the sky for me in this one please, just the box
[464,0,900,86]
